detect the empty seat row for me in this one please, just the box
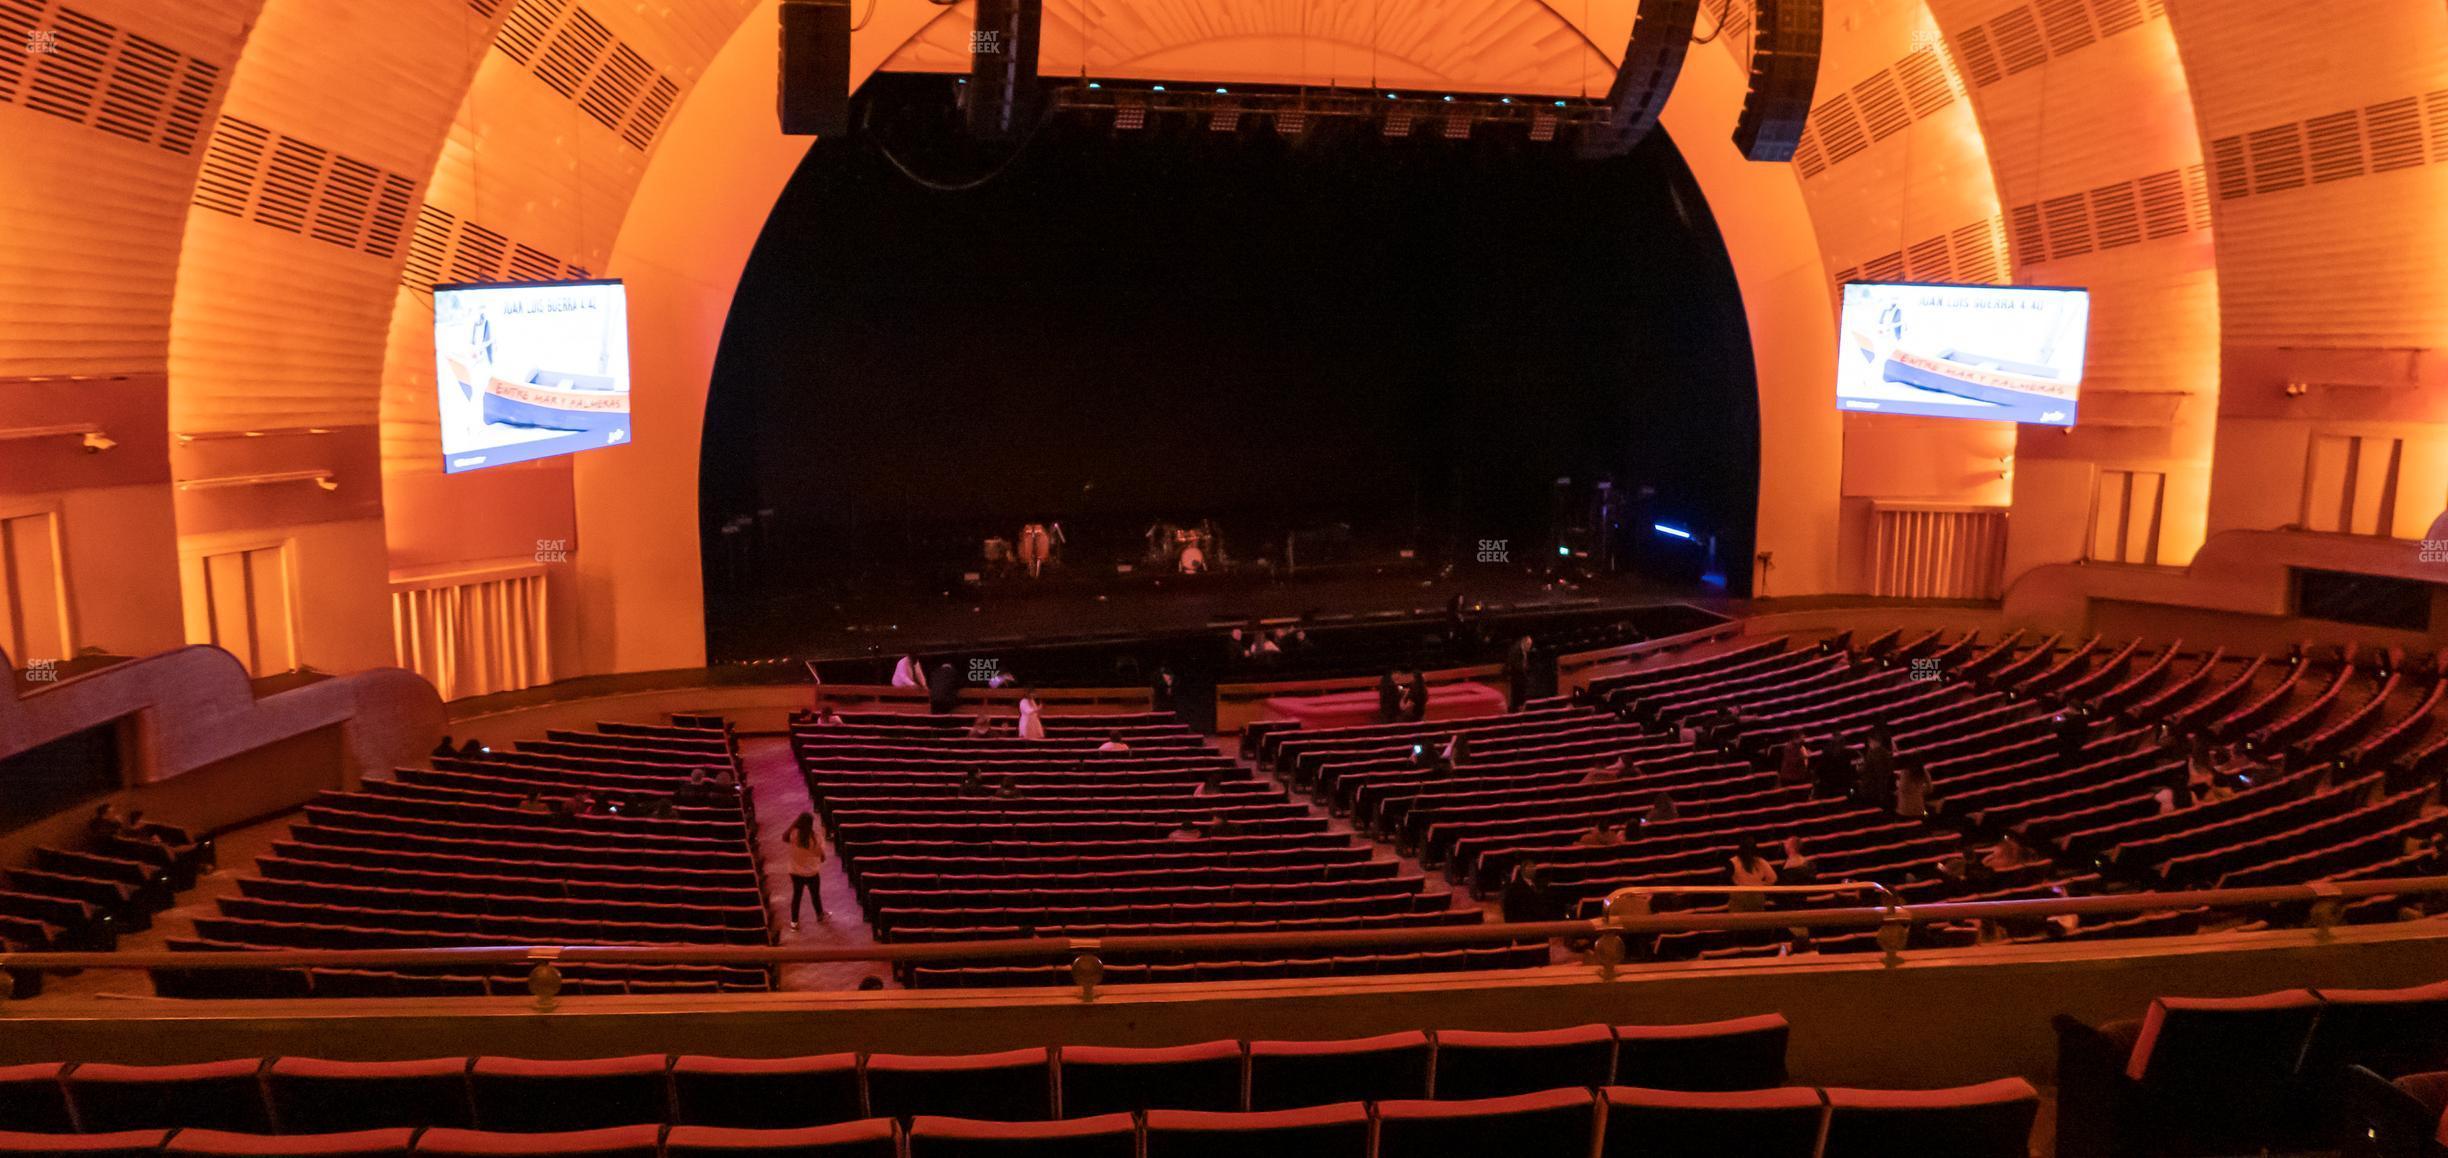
[0,1020,1789,1135]
[0,1079,2039,1158]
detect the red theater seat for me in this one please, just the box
[1247,1032,1432,1111]
[1142,1103,1370,1158]
[2306,980,2448,1087]
[412,1126,661,1158]
[1057,1041,1243,1117]
[1598,1086,1825,1158]
[2340,1066,2448,1158]
[1820,1078,2039,1158]
[66,1060,271,1133]
[1431,1025,1615,1099]
[0,1131,169,1158]
[466,1056,671,1132]
[264,1057,473,1132]
[904,1113,1135,1158]
[2055,989,2323,1158]
[864,1049,1052,1122]
[669,1055,863,1129]
[1610,1014,1790,1091]
[0,1065,73,1134]
[1376,1087,1597,1157]
[663,1121,900,1158]
[166,1128,415,1158]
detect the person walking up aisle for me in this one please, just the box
[784,812,829,931]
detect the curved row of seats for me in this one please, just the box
[0,1019,1793,1135]
[795,710,1487,980]
[148,721,767,999]
[0,1080,2039,1158]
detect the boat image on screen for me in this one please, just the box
[433,279,634,473]
[1835,281,2089,426]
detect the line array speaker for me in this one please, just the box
[1732,0,1824,162]
[778,0,852,137]
[966,0,1045,141]
[1579,0,1702,158]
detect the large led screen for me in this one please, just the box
[1836,281,2089,426]
[434,279,633,473]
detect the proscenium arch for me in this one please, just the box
[572,0,1840,675]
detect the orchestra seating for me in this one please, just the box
[1243,627,2446,965]
[792,711,1541,985]
[2,816,210,995]
[0,1013,2042,1156]
[145,720,769,999]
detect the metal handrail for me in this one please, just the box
[2,876,2438,1001]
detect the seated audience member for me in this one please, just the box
[992,777,1020,800]
[638,795,678,819]
[966,712,995,738]
[456,737,487,758]
[1981,832,2041,874]
[1165,820,1204,843]
[548,793,585,819]
[959,768,988,796]
[675,768,723,807]
[1204,813,1243,837]
[856,976,885,992]
[88,803,127,842]
[1500,863,1557,922]
[1576,822,1626,847]
[1728,837,1778,912]
[1193,769,1228,797]
[813,705,845,727]
[1579,762,1620,786]
[1441,733,1472,767]
[1776,739,1810,786]
[1779,836,1819,885]
[1893,758,1932,819]
[431,735,458,759]
[928,663,962,714]
[1097,731,1128,752]
[1642,793,1680,826]
[515,793,550,814]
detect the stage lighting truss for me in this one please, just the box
[1053,83,1616,145]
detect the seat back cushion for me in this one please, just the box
[1378,1088,1596,1158]
[1432,1026,1614,1099]
[1612,1015,1790,1092]
[1059,1042,1243,1117]
[670,1055,863,1129]
[1247,1033,1432,1111]
[1143,1103,1372,1158]
[1820,1078,2039,1158]
[1599,1086,1824,1158]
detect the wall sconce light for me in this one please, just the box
[0,423,111,452]
[176,469,339,493]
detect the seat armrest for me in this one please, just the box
[2342,1065,2442,1158]
[2054,1014,2138,1158]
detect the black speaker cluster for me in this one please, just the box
[1732,0,1825,162]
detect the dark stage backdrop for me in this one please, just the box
[703,90,1758,618]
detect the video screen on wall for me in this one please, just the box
[1836,281,2090,426]
[432,279,633,473]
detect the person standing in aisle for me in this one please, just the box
[783,812,828,930]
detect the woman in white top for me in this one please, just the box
[1728,836,1778,912]
[1016,689,1046,740]
[783,812,828,930]
[890,654,927,690]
